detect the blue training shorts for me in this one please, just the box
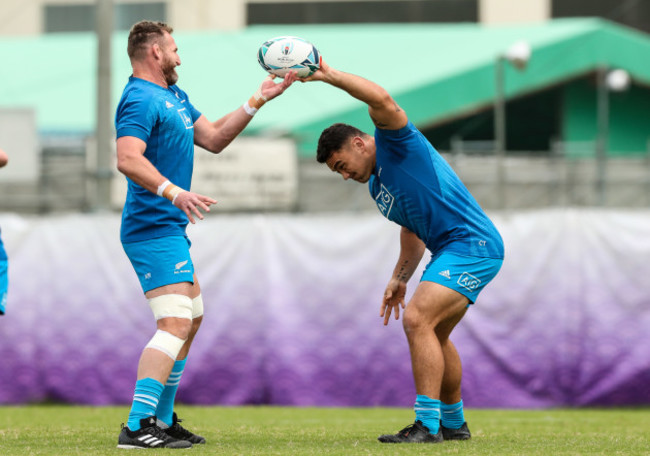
[0,259,7,315]
[122,236,195,293]
[420,251,503,304]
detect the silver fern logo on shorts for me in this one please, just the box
[457,272,481,292]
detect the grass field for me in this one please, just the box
[0,405,647,455]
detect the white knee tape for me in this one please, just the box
[148,294,193,320]
[192,294,204,319]
[145,329,186,360]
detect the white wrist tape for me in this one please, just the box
[170,188,185,205]
[192,294,204,319]
[148,294,193,320]
[242,101,258,116]
[253,89,268,103]
[145,329,186,360]
[161,183,185,205]
[157,180,171,196]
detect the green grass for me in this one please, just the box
[0,406,647,455]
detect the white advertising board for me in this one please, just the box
[111,136,298,211]
[0,109,39,183]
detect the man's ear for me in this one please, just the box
[151,42,162,61]
[351,136,365,151]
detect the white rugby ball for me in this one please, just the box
[257,36,320,78]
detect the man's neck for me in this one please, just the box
[132,64,168,88]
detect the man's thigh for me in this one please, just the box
[420,252,503,304]
[122,235,195,294]
[407,280,469,328]
[406,252,503,328]
[146,274,201,300]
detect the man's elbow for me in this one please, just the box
[204,144,225,155]
[199,136,230,155]
[116,154,134,175]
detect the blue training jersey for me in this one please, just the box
[0,228,5,261]
[115,76,202,243]
[369,121,504,259]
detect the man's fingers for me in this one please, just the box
[197,201,211,213]
[199,196,217,206]
[185,209,196,224]
[175,193,216,224]
[383,307,391,326]
[191,206,204,221]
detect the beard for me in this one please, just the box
[162,57,178,86]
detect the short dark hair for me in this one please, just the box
[127,20,173,60]
[316,123,366,163]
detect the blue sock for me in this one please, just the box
[156,358,187,427]
[441,400,466,429]
[414,394,441,434]
[127,377,165,431]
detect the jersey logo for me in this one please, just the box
[438,270,451,279]
[177,108,193,129]
[165,101,174,108]
[457,272,481,292]
[375,184,394,218]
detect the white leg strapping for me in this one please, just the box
[144,329,186,360]
[148,294,193,320]
[192,294,204,319]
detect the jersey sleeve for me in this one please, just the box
[374,121,422,157]
[115,91,158,142]
[183,91,202,123]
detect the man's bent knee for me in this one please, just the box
[149,294,194,339]
[402,304,429,337]
[145,329,186,360]
[402,283,469,337]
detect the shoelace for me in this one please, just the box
[142,424,175,442]
[170,420,193,439]
[397,423,416,437]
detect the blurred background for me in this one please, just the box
[0,0,648,408]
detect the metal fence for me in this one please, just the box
[2,138,650,214]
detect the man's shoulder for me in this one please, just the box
[375,121,429,158]
[374,120,421,142]
[119,81,170,116]
[122,79,158,100]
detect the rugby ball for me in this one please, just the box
[257,36,320,78]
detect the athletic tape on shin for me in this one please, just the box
[148,294,193,320]
[145,329,186,360]
[192,294,204,319]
